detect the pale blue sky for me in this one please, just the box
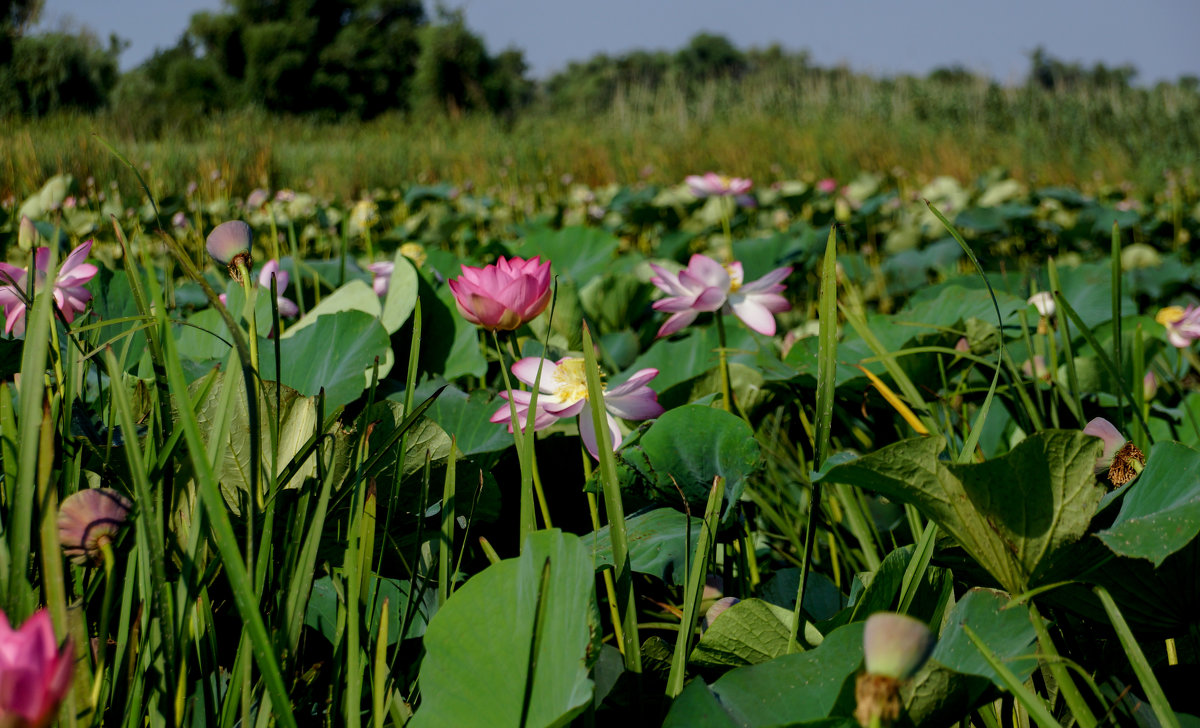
[33,0,1200,84]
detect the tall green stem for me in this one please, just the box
[715,313,733,415]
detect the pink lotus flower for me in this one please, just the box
[1157,305,1200,348]
[367,261,394,296]
[257,260,298,318]
[685,173,752,198]
[0,608,72,728]
[489,357,664,459]
[448,256,551,331]
[0,240,98,336]
[816,178,838,194]
[649,254,792,337]
[217,260,298,319]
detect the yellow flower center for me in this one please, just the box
[1157,306,1185,326]
[723,263,742,293]
[550,358,591,404]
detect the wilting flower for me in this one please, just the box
[1157,305,1200,348]
[1083,417,1146,487]
[206,220,253,281]
[856,612,935,728]
[0,240,98,336]
[0,608,73,728]
[448,256,552,331]
[685,173,752,198]
[649,254,792,337]
[490,357,664,459]
[57,488,132,566]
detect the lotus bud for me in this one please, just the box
[1143,371,1158,402]
[1082,417,1146,487]
[57,488,133,566]
[18,215,39,251]
[954,337,970,354]
[1028,291,1056,334]
[205,220,253,282]
[856,613,935,727]
[700,597,739,633]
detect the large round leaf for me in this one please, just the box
[276,310,392,410]
[1097,441,1200,566]
[412,530,596,728]
[817,431,1106,594]
[931,587,1038,689]
[620,405,760,514]
[580,507,703,586]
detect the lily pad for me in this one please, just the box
[817,431,1106,594]
[412,530,596,728]
[1097,441,1200,566]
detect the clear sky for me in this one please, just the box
[33,0,1200,84]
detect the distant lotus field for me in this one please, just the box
[2,163,1200,727]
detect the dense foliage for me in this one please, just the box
[2,160,1200,725]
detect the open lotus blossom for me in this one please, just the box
[448,256,552,331]
[0,240,98,336]
[58,488,133,566]
[1156,305,1200,348]
[0,608,73,728]
[685,173,753,198]
[1083,416,1146,487]
[218,260,299,319]
[857,612,936,728]
[489,357,664,459]
[649,254,792,337]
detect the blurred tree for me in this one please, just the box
[0,0,42,63]
[674,32,746,81]
[0,29,120,116]
[412,7,530,117]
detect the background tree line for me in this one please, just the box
[2,0,1197,130]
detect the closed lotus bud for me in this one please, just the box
[1028,291,1056,318]
[1143,371,1158,402]
[205,220,253,281]
[58,488,133,566]
[862,612,935,680]
[18,215,40,251]
[856,613,935,728]
[700,597,739,633]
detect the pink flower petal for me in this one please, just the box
[729,299,778,335]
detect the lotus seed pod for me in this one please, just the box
[57,488,133,566]
[205,220,253,280]
[862,612,935,680]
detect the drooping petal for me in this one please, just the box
[577,409,624,460]
[656,310,699,338]
[728,298,778,335]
